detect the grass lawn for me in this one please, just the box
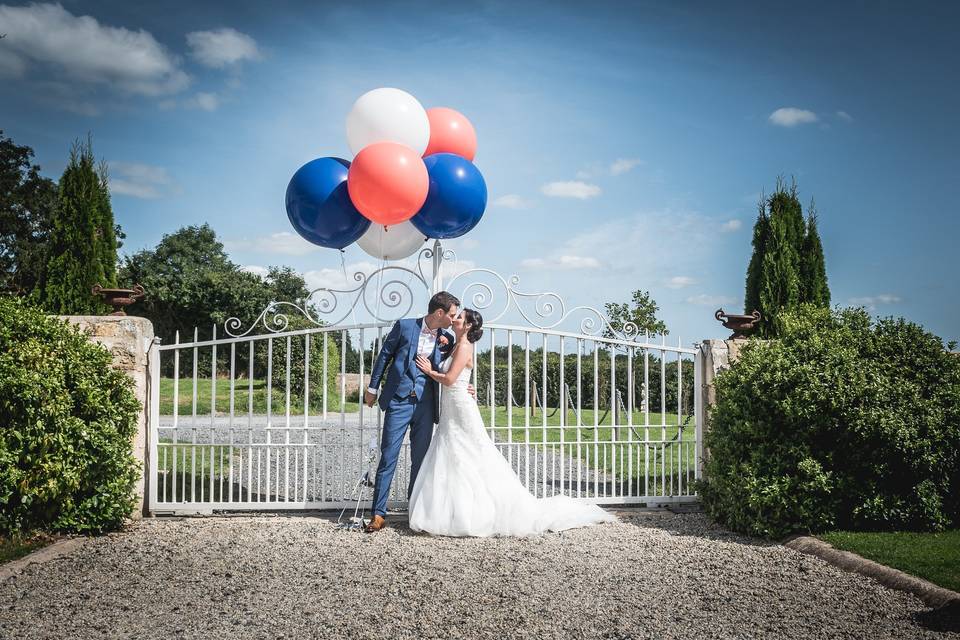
[160,377,359,415]
[0,532,58,565]
[479,405,697,484]
[155,387,697,492]
[819,530,960,592]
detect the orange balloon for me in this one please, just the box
[348,142,429,225]
[423,107,477,161]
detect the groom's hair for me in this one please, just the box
[428,291,460,314]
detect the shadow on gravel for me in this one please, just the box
[912,601,960,633]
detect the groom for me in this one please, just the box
[363,291,468,533]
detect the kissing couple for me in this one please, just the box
[363,291,616,536]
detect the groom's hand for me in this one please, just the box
[364,390,377,407]
[467,384,476,401]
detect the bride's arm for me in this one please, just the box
[416,342,472,387]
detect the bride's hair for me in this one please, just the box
[463,308,484,343]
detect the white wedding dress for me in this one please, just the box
[408,355,617,537]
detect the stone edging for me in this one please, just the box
[0,537,88,582]
[784,535,960,610]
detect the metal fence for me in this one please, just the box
[148,320,703,514]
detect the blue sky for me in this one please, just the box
[1,1,957,344]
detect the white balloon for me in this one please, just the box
[356,220,428,261]
[346,88,430,156]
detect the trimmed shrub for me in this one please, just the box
[698,305,960,538]
[0,297,141,535]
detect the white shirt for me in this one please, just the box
[368,317,437,395]
[416,320,439,358]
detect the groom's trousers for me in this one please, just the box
[371,382,436,517]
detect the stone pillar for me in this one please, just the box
[698,338,750,465]
[62,315,155,518]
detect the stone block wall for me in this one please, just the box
[698,338,750,464]
[337,372,371,399]
[63,315,155,518]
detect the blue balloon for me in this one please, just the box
[411,153,487,239]
[285,157,371,249]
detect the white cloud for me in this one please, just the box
[848,294,901,311]
[0,3,189,96]
[666,276,696,289]
[440,259,477,280]
[241,265,269,279]
[685,294,736,306]
[769,107,819,127]
[226,231,319,256]
[520,255,602,270]
[303,262,379,292]
[261,232,321,256]
[110,180,158,199]
[523,209,719,299]
[186,92,219,111]
[186,28,261,68]
[446,237,480,251]
[491,194,532,209]
[720,219,742,232]
[540,181,601,200]
[836,110,854,122]
[158,92,220,112]
[108,162,174,199]
[576,158,642,179]
[609,158,642,176]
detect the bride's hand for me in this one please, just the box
[415,355,433,374]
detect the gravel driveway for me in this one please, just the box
[2,510,956,639]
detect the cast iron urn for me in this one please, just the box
[715,308,761,339]
[92,284,145,316]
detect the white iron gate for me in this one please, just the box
[147,243,704,514]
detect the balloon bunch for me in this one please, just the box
[285,88,487,260]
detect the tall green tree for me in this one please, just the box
[744,178,830,337]
[121,224,273,343]
[39,136,118,314]
[758,208,802,336]
[120,224,314,344]
[743,199,769,318]
[0,131,57,295]
[800,202,830,307]
[604,290,668,339]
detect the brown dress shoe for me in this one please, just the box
[365,514,386,533]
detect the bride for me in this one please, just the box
[408,308,617,537]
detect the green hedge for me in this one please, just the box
[698,305,960,538]
[0,297,141,535]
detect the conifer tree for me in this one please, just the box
[800,201,830,307]
[757,208,802,337]
[744,199,769,317]
[39,137,118,314]
[744,178,831,337]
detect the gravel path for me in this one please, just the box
[3,511,956,639]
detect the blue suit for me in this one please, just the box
[368,317,454,517]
